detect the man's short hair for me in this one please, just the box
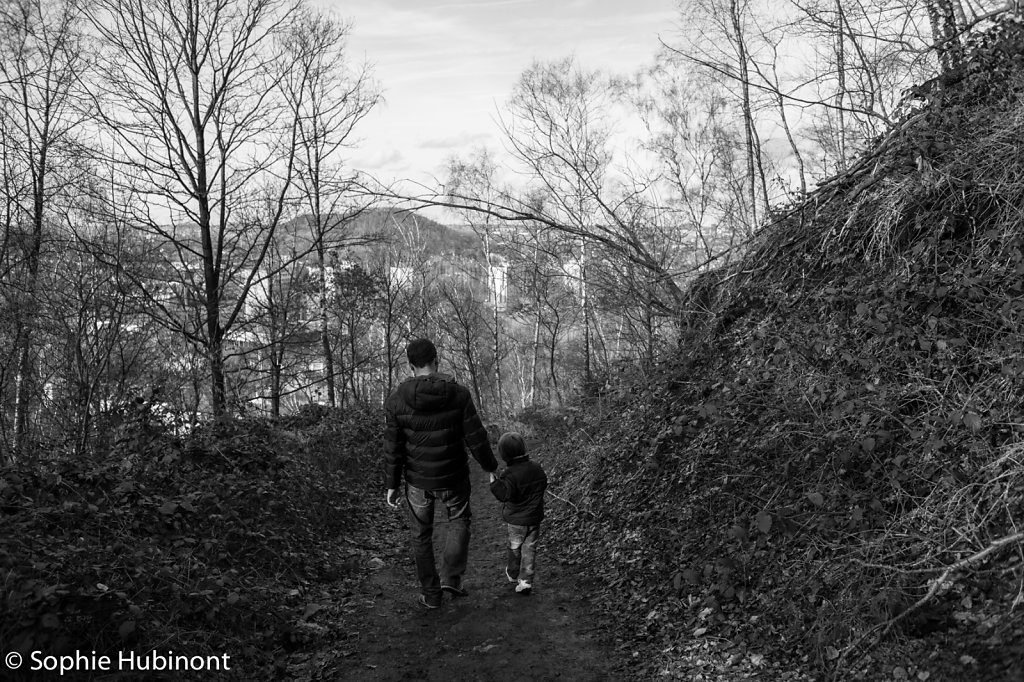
[406,338,437,369]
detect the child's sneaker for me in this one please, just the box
[505,567,517,583]
[515,579,532,594]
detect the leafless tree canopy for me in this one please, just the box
[0,0,1017,454]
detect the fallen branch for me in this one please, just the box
[546,488,599,519]
[832,530,1024,681]
[881,531,1024,635]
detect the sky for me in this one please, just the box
[320,0,680,190]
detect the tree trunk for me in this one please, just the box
[530,241,542,406]
[547,327,562,405]
[530,311,541,407]
[491,273,503,412]
[581,240,592,385]
[928,0,964,72]
[336,345,348,408]
[464,329,483,412]
[12,342,33,455]
[384,292,396,398]
[482,229,503,412]
[269,351,282,417]
[777,86,806,195]
[194,70,226,418]
[731,0,759,230]
[835,0,848,169]
[12,140,47,455]
[315,241,336,407]
[348,320,360,404]
[208,338,227,418]
[750,114,771,219]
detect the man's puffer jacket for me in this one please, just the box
[490,458,547,526]
[384,373,497,490]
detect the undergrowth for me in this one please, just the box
[0,405,383,681]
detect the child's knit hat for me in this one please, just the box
[497,432,527,463]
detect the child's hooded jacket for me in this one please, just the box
[490,457,547,525]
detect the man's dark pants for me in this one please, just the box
[404,480,471,597]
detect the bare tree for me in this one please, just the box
[446,148,508,412]
[618,59,752,270]
[328,260,383,407]
[729,0,771,223]
[87,0,305,417]
[0,0,90,456]
[781,0,932,169]
[47,228,155,453]
[663,0,774,229]
[432,278,488,410]
[770,0,1007,175]
[281,7,379,407]
[372,243,416,399]
[504,57,607,384]
[239,220,315,417]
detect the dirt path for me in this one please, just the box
[318,467,613,681]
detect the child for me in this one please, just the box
[489,432,548,593]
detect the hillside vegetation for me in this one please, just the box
[0,406,385,681]
[540,21,1024,681]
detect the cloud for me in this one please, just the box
[434,0,539,10]
[347,3,462,41]
[350,147,405,173]
[418,132,493,149]
[322,0,678,183]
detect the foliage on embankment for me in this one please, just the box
[0,405,383,681]
[541,21,1024,682]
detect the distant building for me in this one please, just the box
[488,256,508,309]
[388,265,413,289]
[561,258,585,297]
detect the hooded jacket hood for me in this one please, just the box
[396,373,456,413]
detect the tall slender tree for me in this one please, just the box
[446,148,508,411]
[0,0,90,456]
[281,7,378,408]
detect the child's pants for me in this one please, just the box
[506,523,540,581]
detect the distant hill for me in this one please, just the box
[158,207,481,265]
[283,207,481,260]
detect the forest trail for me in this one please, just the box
[302,466,613,681]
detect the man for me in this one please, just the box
[384,338,498,609]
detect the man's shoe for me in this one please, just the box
[505,568,517,583]
[441,579,469,597]
[515,579,532,594]
[420,593,442,609]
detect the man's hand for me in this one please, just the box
[386,489,400,508]
[488,472,497,484]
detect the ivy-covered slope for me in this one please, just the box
[542,22,1024,682]
[0,406,386,681]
